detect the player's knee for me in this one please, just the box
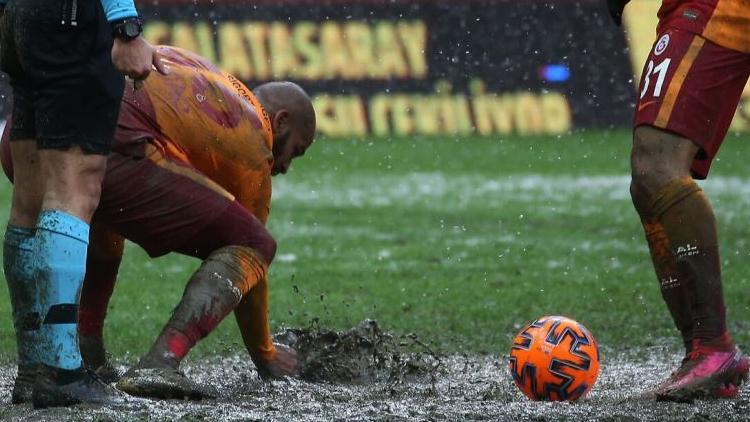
[50,175,104,219]
[44,183,102,221]
[629,179,650,217]
[253,228,277,265]
[227,213,277,264]
[631,126,674,197]
[632,127,658,175]
[216,222,277,265]
[79,181,103,217]
[630,139,651,201]
[39,154,106,220]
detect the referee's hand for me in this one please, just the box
[112,36,169,81]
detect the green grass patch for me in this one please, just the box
[1,130,750,363]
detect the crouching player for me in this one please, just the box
[608,0,750,401]
[1,46,316,400]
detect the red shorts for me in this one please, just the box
[95,144,266,259]
[634,29,750,179]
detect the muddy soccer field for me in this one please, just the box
[1,322,749,421]
[2,135,750,420]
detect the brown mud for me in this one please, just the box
[1,320,749,421]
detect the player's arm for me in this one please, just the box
[232,248,298,379]
[606,0,630,26]
[231,173,297,378]
[100,0,168,79]
[233,283,297,378]
[78,223,125,369]
[232,170,272,225]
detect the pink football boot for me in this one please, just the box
[656,335,749,402]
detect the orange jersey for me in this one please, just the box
[658,0,750,53]
[115,46,274,222]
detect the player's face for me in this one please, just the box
[271,109,315,175]
[272,129,313,176]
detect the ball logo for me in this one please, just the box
[654,34,670,56]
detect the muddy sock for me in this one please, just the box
[695,332,734,350]
[3,225,40,371]
[142,245,268,368]
[641,220,693,351]
[78,256,121,368]
[650,177,728,345]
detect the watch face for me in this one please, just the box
[124,21,141,38]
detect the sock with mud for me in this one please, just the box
[3,225,39,400]
[650,177,729,347]
[141,245,268,368]
[35,210,90,371]
[641,219,694,351]
[78,249,123,369]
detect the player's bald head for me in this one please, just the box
[254,81,316,142]
[254,82,316,175]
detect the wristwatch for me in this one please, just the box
[111,17,143,41]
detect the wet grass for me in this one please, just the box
[1,130,750,363]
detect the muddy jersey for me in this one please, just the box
[115,46,274,222]
[658,0,750,53]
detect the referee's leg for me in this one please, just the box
[1,0,128,408]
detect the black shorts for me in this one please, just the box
[0,0,124,155]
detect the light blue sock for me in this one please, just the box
[35,210,89,370]
[3,225,40,368]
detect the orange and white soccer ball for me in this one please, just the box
[508,315,600,401]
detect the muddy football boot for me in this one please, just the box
[80,337,121,383]
[116,365,218,400]
[11,364,36,404]
[88,361,122,385]
[32,365,130,408]
[655,340,749,402]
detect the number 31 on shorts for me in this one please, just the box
[640,58,672,100]
[640,33,673,100]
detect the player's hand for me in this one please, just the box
[606,0,630,26]
[254,344,299,379]
[111,36,169,81]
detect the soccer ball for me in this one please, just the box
[508,315,600,401]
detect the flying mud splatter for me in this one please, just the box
[274,319,440,385]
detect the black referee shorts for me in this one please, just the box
[0,0,125,155]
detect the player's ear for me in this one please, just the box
[272,109,290,133]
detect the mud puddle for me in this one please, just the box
[274,319,439,385]
[1,320,749,421]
